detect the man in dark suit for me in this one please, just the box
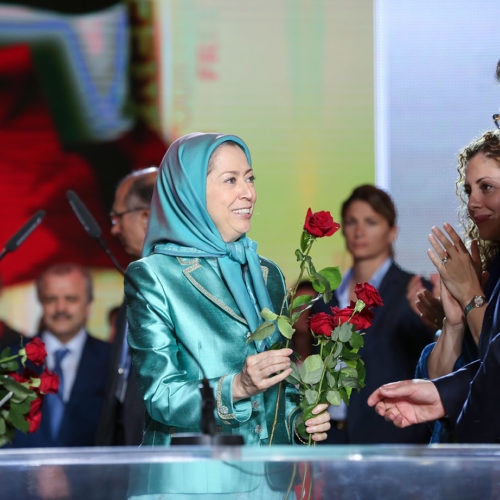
[13,263,110,447]
[367,329,500,443]
[95,166,158,446]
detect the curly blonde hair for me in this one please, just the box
[457,130,500,269]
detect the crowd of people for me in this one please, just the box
[0,166,159,449]
[3,121,500,453]
[0,65,500,498]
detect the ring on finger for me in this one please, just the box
[441,254,449,265]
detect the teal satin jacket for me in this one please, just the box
[125,253,299,449]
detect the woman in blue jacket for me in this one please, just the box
[125,132,330,496]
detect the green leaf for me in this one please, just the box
[339,387,350,405]
[247,321,275,343]
[7,398,31,433]
[299,398,311,411]
[260,307,278,322]
[326,355,337,370]
[356,360,366,386]
[296,421,309,440]
[0,346,12,360]
[336,323,353,343]
[326,390,342,406]
[318,266,342,292]
[277,316,295,340]
[0,360,19,372]
[326,370,336,388]
[332,341,343,358]
[295,249,304,262]
[311,271,329,294]
[349,331,364,349]
[291,310,303,324]
[330,327,340,341]
[340,366,358,378]
[300,231,312,253]
[340,376,361,389]
[268,340,285,351]
[322,288,333,304]
[300,354,324,385]
[307,258,316,275]
[2,378,32,403]
[286,362,301,384]
[291,294,313,310]
[341,346,361,360]
[305,389,318,405]
[0,416,5,435]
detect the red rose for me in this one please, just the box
[39,368,59,395]
[304,209,340,238]
[330,305,374,331]
[330,306,355,326]
[7,371,29,384]
[8,368,37,385]
[350,307,374,330]
[309,312,336,337]
[26,397,43,433]
[355,282,384,308]
[25,338,47,366]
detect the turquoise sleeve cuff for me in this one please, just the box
[216,374,252,424]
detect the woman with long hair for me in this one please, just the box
[369,130,500,443]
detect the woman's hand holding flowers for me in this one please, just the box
[232,348,293,402]
[303,403,331,442]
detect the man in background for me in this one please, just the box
[13,263,110,447]
[96,166,158,445]
[0,273,25,350]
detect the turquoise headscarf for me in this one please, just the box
[143,132,275,337]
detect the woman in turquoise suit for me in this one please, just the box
[124,132,330,496]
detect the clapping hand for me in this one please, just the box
[407,274,444,330]
[428,224,483,307]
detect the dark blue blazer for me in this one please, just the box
[313,262,435,444]
[12,333,111,447]
[434,272,500,443]
[95,303,145,445]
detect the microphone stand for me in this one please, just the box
[66,191,243,446]
[0,210,46,262]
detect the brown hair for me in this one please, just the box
[457,130,500,268]
[341,184,397,227]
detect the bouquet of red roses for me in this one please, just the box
[0,337,59,446]
[248,208,383,445]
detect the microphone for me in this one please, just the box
[0,210,46,261]
[66,190,125,274]
[66,191,239,444]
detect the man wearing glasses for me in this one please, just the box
[96,166,158,446]
[109,167,159,258]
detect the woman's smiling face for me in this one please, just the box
[206,143,256,243]
[465,152,500,242]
